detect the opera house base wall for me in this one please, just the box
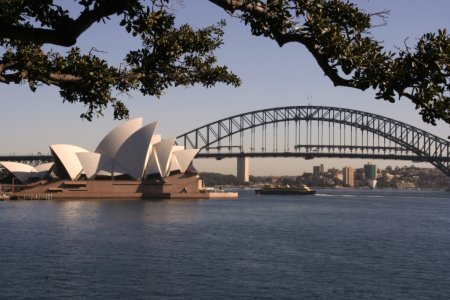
[10,174,238,200]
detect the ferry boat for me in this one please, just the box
[255,184,316,195]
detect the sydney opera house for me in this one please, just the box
[0,118,237,199]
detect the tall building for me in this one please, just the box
[364,163,377,188]
[313,164,324,177]
[237,156,250,183]
[364,163,377,180]
[343,166,354,187]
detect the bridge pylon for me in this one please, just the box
[237,155,250,184]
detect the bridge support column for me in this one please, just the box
[237,156,250,184]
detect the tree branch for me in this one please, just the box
[208,0,269,15]
[271,32,355,88]
[208,0,354,88]
[0,0,130,46]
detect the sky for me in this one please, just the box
[1,0,449,176]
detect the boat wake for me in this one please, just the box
[315,193,385,198]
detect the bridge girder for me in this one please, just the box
[177,106,450,176]
[0,155,53,167]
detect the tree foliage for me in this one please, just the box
[0,0,241,120]
[0,0,449,127]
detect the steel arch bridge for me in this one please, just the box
[176,106,450,176]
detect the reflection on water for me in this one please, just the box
[55,200,101,224]
[143,199,206,225]
[0,189,449,299]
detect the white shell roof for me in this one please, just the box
[76,152,103,179]
[169,146,185,172]
[50,144,89,180]
[35,162,53,173]
[115,121,158,179]
[5,119,199,182]
[95,117,143,159]
[172,146,185,152]
[172,149,200,173]
[152,139,176,178]
[151,135,162,144]
[145,149,160,177]
[0,161,37,183]
[35,162,54,179]
[77,152,131,179]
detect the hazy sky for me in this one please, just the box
[1,0,449,176]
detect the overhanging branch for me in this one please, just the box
[272,32,354,88]
[0,0,129,46]
[209,0,354,88]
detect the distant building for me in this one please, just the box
[364,163,377,180]
[328,168,338,177]
[237,156,250,183]
[270,176,279,184]
[343,166,354,187]
[364,163,378,188]
[313,164,324,178]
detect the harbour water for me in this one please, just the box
[1,189,449,299]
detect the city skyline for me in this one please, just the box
[1,1,449,176]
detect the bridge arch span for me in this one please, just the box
[176,106,450,176]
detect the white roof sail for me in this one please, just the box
[145,149,160,176]
[76,152,129,179]
[50,144,89,180]
[172,146,184,152]
[35,162,53,173]
[151,134,162,144]
[170,156,181,172]
[153,139,176,178]
[35,162,54,179]
[76,152,102,179]
[0,161,37,183]
[144,134,162,176]
[95,117,143,159]
[169,146,184,172]
[115,121,158,179]
[110,160,130,178]
[172,149,200,173]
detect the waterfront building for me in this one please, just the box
[328,168,342,181]
[0,118,237,199]
[313,164,324,178]
[343,166,354,187]
[364,163,378,189]
[364,163,377,180]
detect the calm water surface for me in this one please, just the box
[1,189,449,299]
